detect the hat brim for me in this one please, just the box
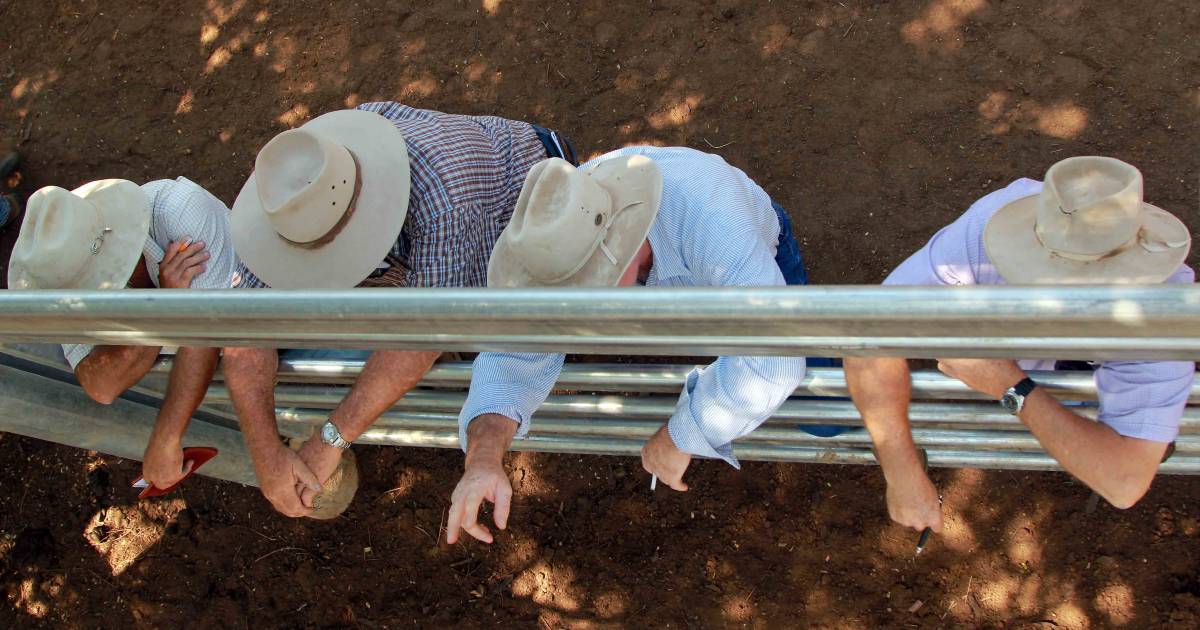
[8,180,150,290]
[487,155,663,288]
[231,110,410,288]
[984,194,1191,284]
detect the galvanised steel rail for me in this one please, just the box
[0,285,1198,359]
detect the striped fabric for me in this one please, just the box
[62,177,240,368]
[459,146,808,468]
[884,178,1196,443]
[233,102,547,289]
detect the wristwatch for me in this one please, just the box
[320,421,352,449]
[1000,377,1037,415]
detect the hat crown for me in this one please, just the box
[506,159,615,283]
[9,187,110,289]
[1035,157,1143,256]
[254,128,356,244]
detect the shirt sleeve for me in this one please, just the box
[458,351,567,450]
[1093,265,1196,443]
[1094,360,1193,443]
[667,203,807,468]
[62,343,93,370]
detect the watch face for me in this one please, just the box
[322,423,337,443]
[1001,393,1020,414]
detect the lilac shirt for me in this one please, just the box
[885,178,1195,443]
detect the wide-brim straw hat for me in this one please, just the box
[487,155,663,288]
[984,156,1190,284]
[8,180,150,290]
[231,109,410,288]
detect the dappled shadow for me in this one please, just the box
[1,0,1199,626]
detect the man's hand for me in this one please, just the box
[159,238,210,289]
[641,424,692,491]
[937,358,1025,399]
[886,472,943,533]
[447,459,512,545]
[141,437,192,489]
[447,414,518,544]
[254,445,322,518]
[294,434,345,506]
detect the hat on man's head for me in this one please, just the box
[984,156,1191,284]
[487,156,663,288]
[8,180,150,290]
[231,109,410,288]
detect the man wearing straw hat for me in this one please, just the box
[445,146,815,545]
[845,156,1194,534]
[8,176,239,490]
[222,102,578,518]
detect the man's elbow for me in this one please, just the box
[80,381,122,405]
[1100,471,1155,510]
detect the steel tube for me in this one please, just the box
[1,285,1198,359]
[217,386,1200,432]
[271,420,1200,474]
[274,408,1199,454]
[0,364,257,487]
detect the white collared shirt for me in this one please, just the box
[458,146,806,467]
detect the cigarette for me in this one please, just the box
[650,475,657,491]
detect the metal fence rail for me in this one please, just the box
[1,285,1199,359]
[0,282,1197,478]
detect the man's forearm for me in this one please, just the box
[149,346,220,447]
[465,414,519,467]
[75,345,162,404]
[329,349,441,441]
[1019,389,1167,508]
[223,347,284,458]
[844,357,924,479]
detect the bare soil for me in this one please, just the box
[1,0,1198,627]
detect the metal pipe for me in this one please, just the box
[271,421,1200,474]
[273,409,1199,454]
[213,386,1199,432]
[1,285,1198,359]
[153,357,1199,403]
[0,364,257,487]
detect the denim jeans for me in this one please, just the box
[772,201,852,437]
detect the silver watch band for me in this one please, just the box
[321,421,352,449]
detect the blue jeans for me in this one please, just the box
[0,196,11,226]
[772,201,851,438]
[531,124,578,166]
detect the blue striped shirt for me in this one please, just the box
[459,146,808,467]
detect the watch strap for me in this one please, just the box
[1012,377,1037,397]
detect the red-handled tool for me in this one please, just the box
[132,446,219,499]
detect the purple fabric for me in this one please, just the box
[884,178,1195,443]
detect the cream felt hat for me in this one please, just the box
[487,156,663,288]
[984,156,1191,284]
[8,180,150,290]
[231,109,410,288]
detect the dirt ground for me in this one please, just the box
[1,0,1198,627]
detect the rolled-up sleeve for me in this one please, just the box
[667,193,807,467]
[458,351,566,450]
[1095,360,1194,443]
[668,355,808,468]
